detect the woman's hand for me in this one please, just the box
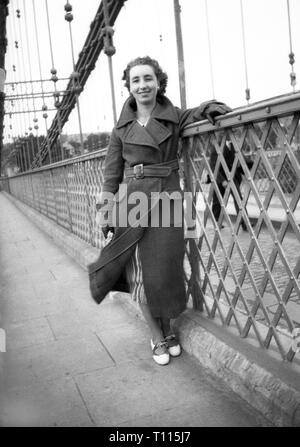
[95,192,115,239]
[102,224,115,239]
[195,100,232,125]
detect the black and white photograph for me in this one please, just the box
[0,0,299,433]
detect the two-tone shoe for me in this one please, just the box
[165,334,181,357]
[150,339,170,365]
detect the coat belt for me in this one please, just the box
[125,159,179,179]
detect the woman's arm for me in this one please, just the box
[177,100,232,133]
[102,128,124,194]
[96,129,124,237]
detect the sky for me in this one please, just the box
[3,0,300,143]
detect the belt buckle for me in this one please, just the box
[133,163,144,179]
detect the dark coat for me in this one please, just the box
[88,96,205,318]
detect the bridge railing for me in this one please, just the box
[182,92,300,362]
[1,92,300,362]
[0,149,107,248]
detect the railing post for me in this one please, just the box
[173,0,187,109]
[29,172,36,209]
[50,169,59,224]
[43,172,50,218]
[81,161,94,245]
[182,137,204,311]
[62,165,73,233]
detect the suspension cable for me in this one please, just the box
[10,0,28,170]
[239,0,250,104]
[24,0,51,164]
[19,0,39,169]
[17,0,36,170]
[10,1,26,134]
[102,0,117,125]
[6,16,22,143]
[5,48,24,169]
[286,0,296,91]
[155,0,165,62]
[45,0,65,162]
[204,0,215,99]
[22,0,37,121]
[64,1,85,153]
[31,0,48,166]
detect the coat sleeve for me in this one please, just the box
[102,128,124,194]
[177,100,232,133]
[176,106,206,134]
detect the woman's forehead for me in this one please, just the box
[129,64,156,78]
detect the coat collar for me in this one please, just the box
[123,119,172,150]
[116,95,179,129]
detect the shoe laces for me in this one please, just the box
[165,334,175,341]
[165,334,178,347]
[152,340,168,355]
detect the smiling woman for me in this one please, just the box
[129,64,159,122]
[122,57,170,132]
[88,55,231,367]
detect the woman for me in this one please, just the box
[89,56,231,365]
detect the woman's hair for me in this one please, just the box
[122,56,168,97]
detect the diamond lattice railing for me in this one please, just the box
[182,92,300,361]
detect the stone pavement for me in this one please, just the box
[0,192,271,427]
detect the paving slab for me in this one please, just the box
[74,354,268,427]
[0,376,93,427]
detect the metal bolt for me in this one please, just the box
[71,71,80,79]
[64,2,72,12]
[65,12,73,22]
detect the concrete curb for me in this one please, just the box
[4,192,300,427]
[173,313,300,427]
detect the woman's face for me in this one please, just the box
[129,64,159,108]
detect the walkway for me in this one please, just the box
[0,192,270,427]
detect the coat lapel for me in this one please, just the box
[146,119,172,146]
[124,121,159,150]
[117,96,179,151]
[124,119,172,150]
